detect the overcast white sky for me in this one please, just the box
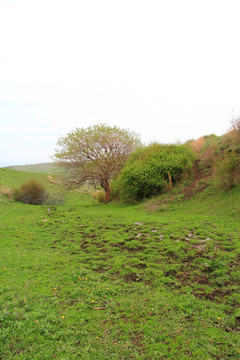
[1,0,240,166]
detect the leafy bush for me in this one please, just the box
[214,152,240,190]
[114,143,194,202]
[13,180,46,205]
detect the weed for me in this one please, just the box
[92,190,105,203]
[0,185,13,200]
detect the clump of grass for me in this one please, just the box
[0,185,13,200]
[47,174,64,185]
[44,191,65,205]
[92,190,105,203]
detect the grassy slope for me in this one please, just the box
[0,168,50,188]
[7,163,57,174]
[0,170,239,359]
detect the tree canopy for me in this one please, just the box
[53,124,141,202]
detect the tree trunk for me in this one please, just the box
[104,181,111,203]
[168,173,173,191]
[101,180,111,203]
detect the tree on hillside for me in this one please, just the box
[53,124,141,202]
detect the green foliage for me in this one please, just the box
[114,143,194,202]
[13,179,46,205]
[214,152,240,190]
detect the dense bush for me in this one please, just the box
[13,180,46,205]
[214,152,240,190]
[113,143,194,202]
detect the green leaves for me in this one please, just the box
[115,143,194,202]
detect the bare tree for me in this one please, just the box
[53,124,141,202]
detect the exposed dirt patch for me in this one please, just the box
[130,331,144,348]
[193,275,209,284]
[110,242,126,251]
[94,265,110,273]
[133,263,147,269]
[181,174,211,198]
[98,248,107,253]
[194,288,233,302]
[176,270,210,285]
[124,272,142,282]
[164,269,177,277]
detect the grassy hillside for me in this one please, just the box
[0,170,239,359]
[0,168,50,188]
[8,163,57,174]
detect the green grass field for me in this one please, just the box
[0,169,239,359]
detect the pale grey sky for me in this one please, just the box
[1,0,240,166]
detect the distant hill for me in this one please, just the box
[8,162,58,174]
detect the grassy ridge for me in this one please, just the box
[0,170,239,359]
[7,163,57,174]
[0,168,50,188]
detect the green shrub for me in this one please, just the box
[214,152,240,190]
[13,180,46,205]
[114,143,194,202]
